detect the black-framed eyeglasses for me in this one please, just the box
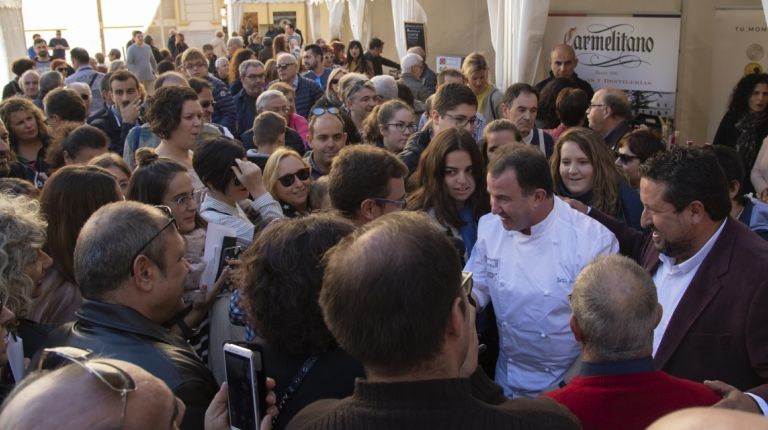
[276,63,295,71]
[614,152,640,165]
[386,122,415,132]
[128,205,177,276]
[200,100,215,109]
[277,167,311,187]
[443,113,479,129]
[39,347,136,428]
[372,196,407,209]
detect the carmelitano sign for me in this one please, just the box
[541,15,681,118]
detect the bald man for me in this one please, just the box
[268,53,322,119]
[0,359,188,429]
[535,44,594,99]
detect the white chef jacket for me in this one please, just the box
[466,197,619,398]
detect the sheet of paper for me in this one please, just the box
[7,335,25,381]
[201,223,236,288]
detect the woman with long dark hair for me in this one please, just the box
[407,128,489,260]
[343,40,372,77]
[714,73,768,194]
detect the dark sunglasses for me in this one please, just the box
[39,347,136,426]
[128,205,178,276]
[276,63,294,70]
[200,100,215,109]
[277,167,311,187]
[614,152,640,165]
[330,79,339,85]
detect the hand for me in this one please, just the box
[704,380,762,414]
[120,97,142,125]
[562,198,589,214]
[204,383,229,430]
[264,377,278,419]
[192,266,231,310]
[232,159,267,198]
[759,189,768,203]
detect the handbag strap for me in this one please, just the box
[273,354,319,425]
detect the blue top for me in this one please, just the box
[458,205,478,258]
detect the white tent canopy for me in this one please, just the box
[0,0,26,86]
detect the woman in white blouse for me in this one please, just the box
[751,136,768,201]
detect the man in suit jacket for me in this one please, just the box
[572,146,768,414]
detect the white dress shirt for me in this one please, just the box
[466,197,619,398]
[652,220,726,355]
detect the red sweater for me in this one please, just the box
[544,371,720,430]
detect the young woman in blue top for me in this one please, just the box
[407,128,489,261]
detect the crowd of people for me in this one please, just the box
[0,22,767,430]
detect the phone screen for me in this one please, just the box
[225,349,260,430]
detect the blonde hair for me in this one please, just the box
[263,148,310,198]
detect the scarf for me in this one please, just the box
[735,110,768,170]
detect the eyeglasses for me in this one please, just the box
[330,79,339,85]
[386,122,415,132]
[184,62,207,70]
[588,104,605,110]
[171,192,195,209]
[614,152,640,165]
[39,347,136,428]
[277,167,311,187]
[443,113,479,129]
[128,205,178,276]
[200,100,215,109]
[372,196,407,209]
[267,105,291,114]
[243,73,265,81]
[276,63,295,71]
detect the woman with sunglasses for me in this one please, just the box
[551,127,643,229]
[148,85,206,201]
[343,40,373,77]
[127,149,229,361]
[407,128,489,261]
[315,68,346,108]
[263,148,312,217]
[362,99,415,153]
[193,136,283,246]
[30,165,121,326]
[614,129,667,189]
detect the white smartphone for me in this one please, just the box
[223,343,266,430]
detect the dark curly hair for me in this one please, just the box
[238,213,355,355]
[148,85,198,139]
[727,73,768,117]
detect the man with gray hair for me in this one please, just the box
[398,53,430,104]
[34,70,64,109]
[587,87,632,149]
[227,36,244,58]
[271,52,322,119]
[370,74,398,102]
[42,201,218,430]
[544,254,719,430]
[238,89,304,154]
[407,46,436,95]
[233,59,265,140]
